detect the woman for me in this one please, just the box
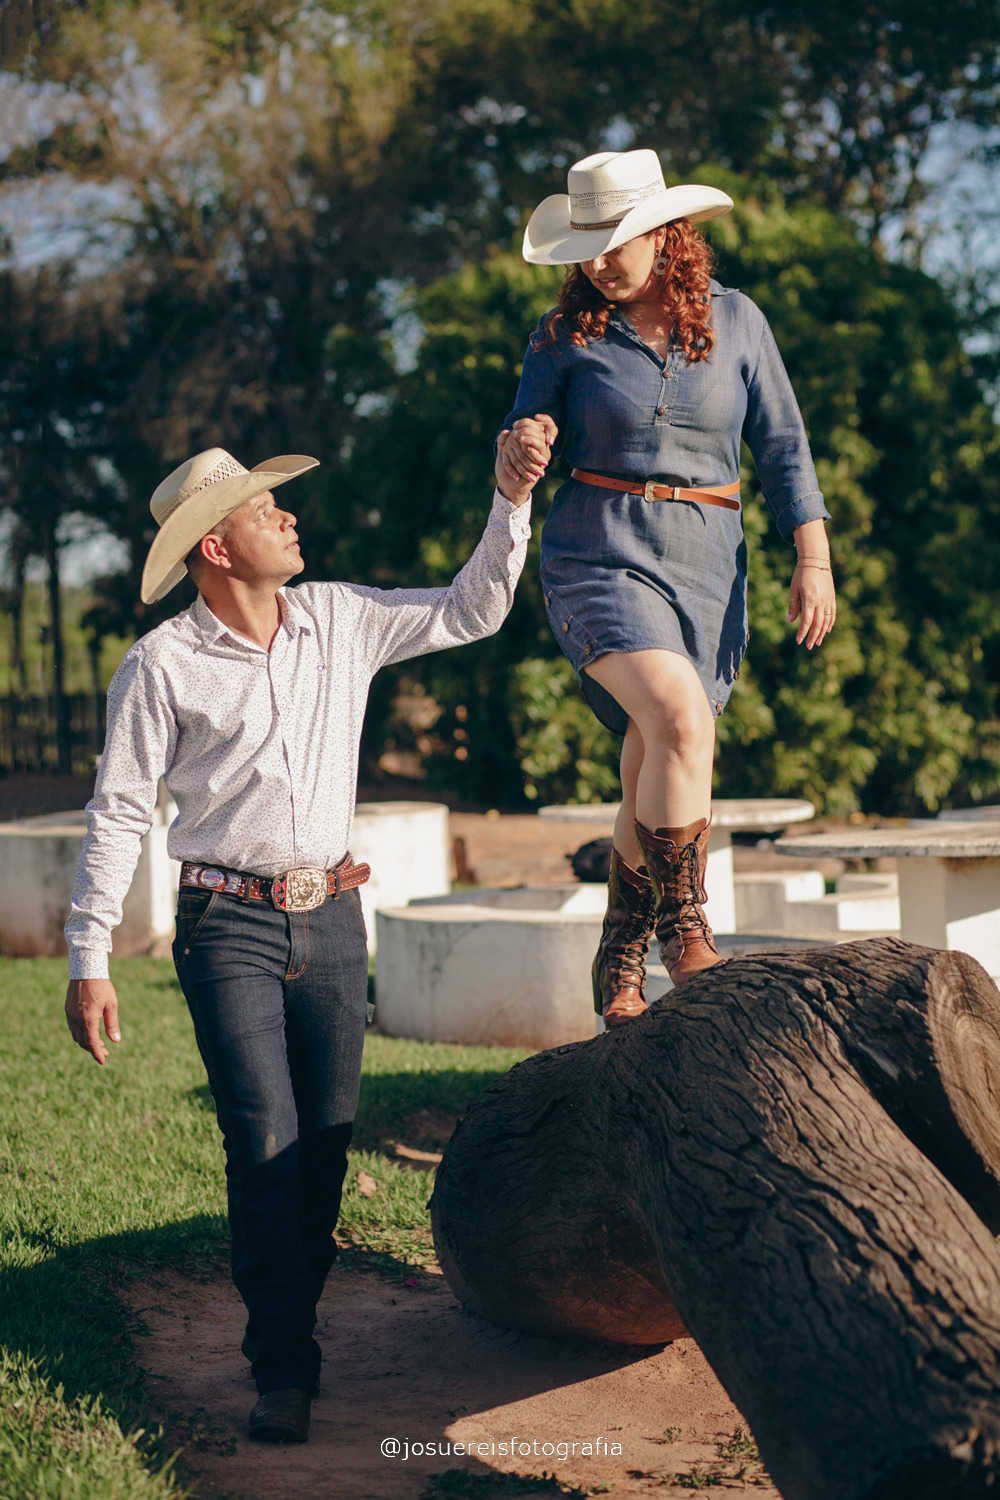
[498,149,835,1027]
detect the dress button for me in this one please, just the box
[562,622,569,633]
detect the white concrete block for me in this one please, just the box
[704,827,736,934]
[898,857,1000,980]
[782,890,900,934]
[734,870,826,931]
[350,801,451,952]
[375,887,603,1049]
[0,801,181,958]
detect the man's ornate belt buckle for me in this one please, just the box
[644,481,681,502]
[272,867,328,912]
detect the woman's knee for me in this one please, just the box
[636,695,714,759]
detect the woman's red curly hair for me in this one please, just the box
[544,218,716,362]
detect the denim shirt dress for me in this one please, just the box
[500,281,829,734]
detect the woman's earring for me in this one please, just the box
[654,250,667,275]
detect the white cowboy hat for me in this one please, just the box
[140,446,319,605]
[522,149,733,266]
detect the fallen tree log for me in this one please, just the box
[430,939,1000,1500]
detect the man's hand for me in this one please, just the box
[65,978,121,1065]
[495,412,557,505]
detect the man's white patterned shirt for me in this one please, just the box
[66,492,531,978]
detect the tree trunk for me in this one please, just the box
[430,939,1000,1500]
[43,511,72,775]
[8,517,29,700]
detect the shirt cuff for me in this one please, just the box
[773,491,830,540]
[493,487,533,536]
[67,946,111,981]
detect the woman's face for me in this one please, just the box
[580,228,665,303]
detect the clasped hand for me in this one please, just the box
[495,414,558,504]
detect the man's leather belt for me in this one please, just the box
[571,468,741,511]
[179,853,371,913]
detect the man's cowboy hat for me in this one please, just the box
[140,447,319,605]
[522,149,733,266]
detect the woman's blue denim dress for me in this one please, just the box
[500,281,829,733]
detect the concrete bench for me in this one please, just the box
[0,797,450,959]
[0,803,180,959]
[538,797,816,933]
[775,822,1000,980]
[734,869,900,935]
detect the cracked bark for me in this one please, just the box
[430,938,1000,1500]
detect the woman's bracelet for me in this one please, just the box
[795,558,832,571]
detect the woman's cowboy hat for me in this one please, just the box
[140,447,319,605]
[522,149,733,266]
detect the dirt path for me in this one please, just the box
[135,1262,779,1499]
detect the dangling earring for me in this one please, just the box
[654,246,667,275]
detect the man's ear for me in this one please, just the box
[200,532,232,570]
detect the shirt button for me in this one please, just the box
[657,406,668,416]
[583,643,591,654]
[562,622,569,633]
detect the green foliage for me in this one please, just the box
[705,183,1000,812]
[321,187,1000,815]
[3,1,1000,812]
[0,954,528,1500]
[509,657,620,805]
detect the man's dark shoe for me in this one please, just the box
[248,1388,312,1443]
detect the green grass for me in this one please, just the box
[0,956,529,1500]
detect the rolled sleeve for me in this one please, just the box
[743,317,829,541]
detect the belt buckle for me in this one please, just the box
[272,867,328,912]
[643,479,660,503]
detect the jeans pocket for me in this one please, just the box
[174,891,219,958]
[348,888,368,942]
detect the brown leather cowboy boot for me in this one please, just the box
[634,816,723,985]
[591,848,656,1027]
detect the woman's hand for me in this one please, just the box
[512,414,558,464]
[788,563,836,649]
[496,412,557,504]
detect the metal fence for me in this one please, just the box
[0,695,105,776]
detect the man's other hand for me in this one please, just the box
[65,978,121,1065]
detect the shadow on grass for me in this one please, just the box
[0,1214,229,1426]
[187,1068,514,1153]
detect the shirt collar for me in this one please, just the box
[190,589,309,654]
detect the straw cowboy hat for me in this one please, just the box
[140,447,319,605]
[522,149,733,266]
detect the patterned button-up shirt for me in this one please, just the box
[66,491,531,979]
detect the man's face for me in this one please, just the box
[220,490,304,586]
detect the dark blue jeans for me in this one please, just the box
[172,884,369,1394]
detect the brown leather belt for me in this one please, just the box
[572,468,741,511]
[179,853,371,913]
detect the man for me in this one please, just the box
[64,433,545,1443]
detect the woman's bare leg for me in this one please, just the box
[585,649,716,831]
[614,720,645,868]
[587,648,721,987]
